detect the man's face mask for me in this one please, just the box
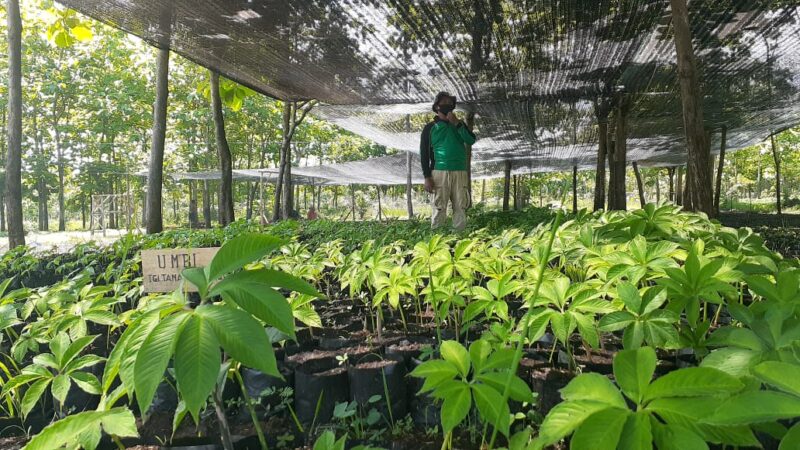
[438,104,455,115]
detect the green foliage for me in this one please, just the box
[411,339,533,437]
[533,347,761,450]
[598,283,679,349]
[127,233,319,423]
[22,407,137,450]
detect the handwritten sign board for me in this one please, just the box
[141,247,220,293]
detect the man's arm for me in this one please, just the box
[456,122,477,146]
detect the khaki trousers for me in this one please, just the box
[431,170,468,231]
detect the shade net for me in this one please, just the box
[57,0,800,177]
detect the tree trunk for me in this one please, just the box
[54,127,66,231]
[406,151,414,219]
[502,161,511,211]
[670,0,714,217]
[275,104,292,221]
[210,72,235,226]
[771,134,782,216]
[633,161,646,208]
[715,127,726,215]
[189,181,199,227]
[676,166,684,206]
[5,0,24,249]
[593,104,609,211]
[572,165,578,213]
[203,180,211,228]
[146,47,170,234]
[612,99,629,210]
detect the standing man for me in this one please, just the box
[420,92,477,231]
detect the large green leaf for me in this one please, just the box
[643,367,742,402]
[102,310,156,394]
[182,267,208,298]
[440,341,470,377]
[780,422,800,450]
[700,347,760,377]
[650,420,708,450]
[206,234,285,282]
[559,373,627,409]
[220,287,295,338]
[117,311,160,398]
[209,268,320,298]
[534,400,611,448]
[21,379,51,418]
[705,391,800,425]
[134,311,189,414]
[475,372,533,403]
[598,311,636,332]
[174,315,221,422]
[440,382,471,433]
[60,335,97,368]
[51,375,71,405]
[570,407,628,450]
[196,304,280,378]
[753,361,800,397]
[613,347,656,404]
[617,411,652,450]
[472,383,510,436]
[22,407,137,450]
[410,360,459,393]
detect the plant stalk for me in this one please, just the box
[488,211,562,448]
[234,368,269,450]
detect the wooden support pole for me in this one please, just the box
[351,184,356,221]
[633,161,646,208]
[502,160,511,211]
[406,148,414,219]
[572,165,578,213]
[668,167,675,202]
[676,166,684,206]
[594,101,610,211]
[513,175,518,210]
[655,170,661,204]
[376,185,382,221]
[771,134,782,216]
[715,127,727,215]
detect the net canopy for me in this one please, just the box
[58,0,800,176]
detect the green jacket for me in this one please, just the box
[420,116,477,177]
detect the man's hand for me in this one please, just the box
[446,111,460,126]
[424,177,435,193]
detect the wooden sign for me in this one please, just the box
[141,247,220,293]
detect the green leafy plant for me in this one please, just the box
[411,339,533,448]
[3,332,104,418]
[107,234,319,450]
[598,283,679,349]
[533,346,770,449]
